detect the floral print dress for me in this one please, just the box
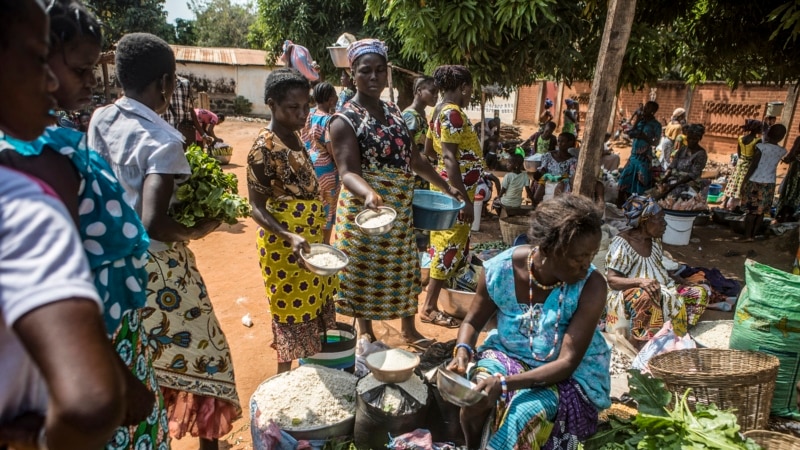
[426,103,484,281]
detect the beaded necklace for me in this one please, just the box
[527,246,564,361]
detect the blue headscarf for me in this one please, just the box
[622,195,662,229]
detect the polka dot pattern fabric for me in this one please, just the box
[4,126,150,335]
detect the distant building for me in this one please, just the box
[95,45,283,117]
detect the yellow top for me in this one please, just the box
[738,135,758,158]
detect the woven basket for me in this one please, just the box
[743,430,800,450]
[649,349,780,432]
[499,216,529,245]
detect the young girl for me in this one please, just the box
[741,124,788,241]
[89,33,240,450]
[403,76,439,188]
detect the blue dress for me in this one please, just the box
[475,247,611,449]
[618,118,662,194]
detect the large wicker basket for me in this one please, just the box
[499,216,529,245]
[649,349,780,432]
[743,430,800,450]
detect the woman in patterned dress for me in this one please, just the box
[723,120,761,211]
[328,39,460,346]
[530,132,578,206]
[248,68,339,373]
[0,2,167,448]
[89,33,240,450]
[421,65,484,329]
[603,196,709,346]
[655,124,708,199]
[302,81,340,243]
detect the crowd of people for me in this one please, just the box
[3,1,800,449]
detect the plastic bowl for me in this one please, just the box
[364,348,420,383]
[355,207,396,235]
[436,367,487,407]
[523,155,541,173]
[301,244,348,276]
[412,190,465,230]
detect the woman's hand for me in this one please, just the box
[474,375,502,404]
[446,185,465,203]
[364,189,384,210]
[446,348,471,375]
[286,233,311,266]
[638,278,661,302]
[192,218,222,240]
[459,200,474,224]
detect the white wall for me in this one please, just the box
[236,66,269,116]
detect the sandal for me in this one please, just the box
[421,311,461,329]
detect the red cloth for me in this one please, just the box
[162,387,239,440]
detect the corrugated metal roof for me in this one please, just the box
[171,45,283,67]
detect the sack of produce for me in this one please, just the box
[170,144,251,227]
[353,373,429,450]
[729,260,800,419]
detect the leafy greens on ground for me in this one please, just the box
[169,145,251,227]
[584,370,761,449]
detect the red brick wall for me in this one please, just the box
[515,84,541,124]
[515,80,799,155]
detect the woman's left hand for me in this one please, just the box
[459,200,474,224]
[474,375,502,404]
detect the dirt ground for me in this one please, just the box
[170,119,798,449]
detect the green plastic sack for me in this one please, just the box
[729,260,800,419]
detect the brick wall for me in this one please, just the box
[515,80,799,155]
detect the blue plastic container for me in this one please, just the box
[708,183,722,196]
[412,190,465,230]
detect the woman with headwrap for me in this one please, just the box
[603,196,710,346]
[617,101,662,202]
[328,39,459,347]
[655,124,708,200]
[562,98,579,137]
[723,119,762,211]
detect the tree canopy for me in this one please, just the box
[189,0,256,48]
[87,0,173,48]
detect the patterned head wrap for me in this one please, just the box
[544,98,553,108]
[671,108,685,119]
[347,39,388,66]
[622,195,662,229]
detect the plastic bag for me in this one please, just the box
[730,260,800,419]
[280,40,319,81]
[632,321,696,373]
[354,383,429,449]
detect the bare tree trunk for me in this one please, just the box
[573,0,638,197]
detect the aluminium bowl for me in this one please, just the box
[355,206,397,236]
[436,367,487,407]
[301,244,349,276]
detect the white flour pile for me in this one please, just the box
[252,365,357,429]
[360,213,394,228]
[357,373,428,415]
[365,348,418,371]
[305,252,345,268]
[690,320,733,349]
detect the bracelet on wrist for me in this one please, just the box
[453,342,474,360]
[493,372,508,400]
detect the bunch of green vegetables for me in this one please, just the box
[585,370,761,450]
[471,240,509,252]
[169,144,251,227]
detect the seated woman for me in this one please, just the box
[448,195,610,450]
[604,196,710,345]
[531,132,577,206]
[655,124,707,200]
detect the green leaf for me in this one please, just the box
[627,369,672,416]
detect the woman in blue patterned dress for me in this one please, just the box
[0,1,167,448]
[448,195,610,450]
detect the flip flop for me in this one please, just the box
[420,311,461,329]
[405,338,435,351]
